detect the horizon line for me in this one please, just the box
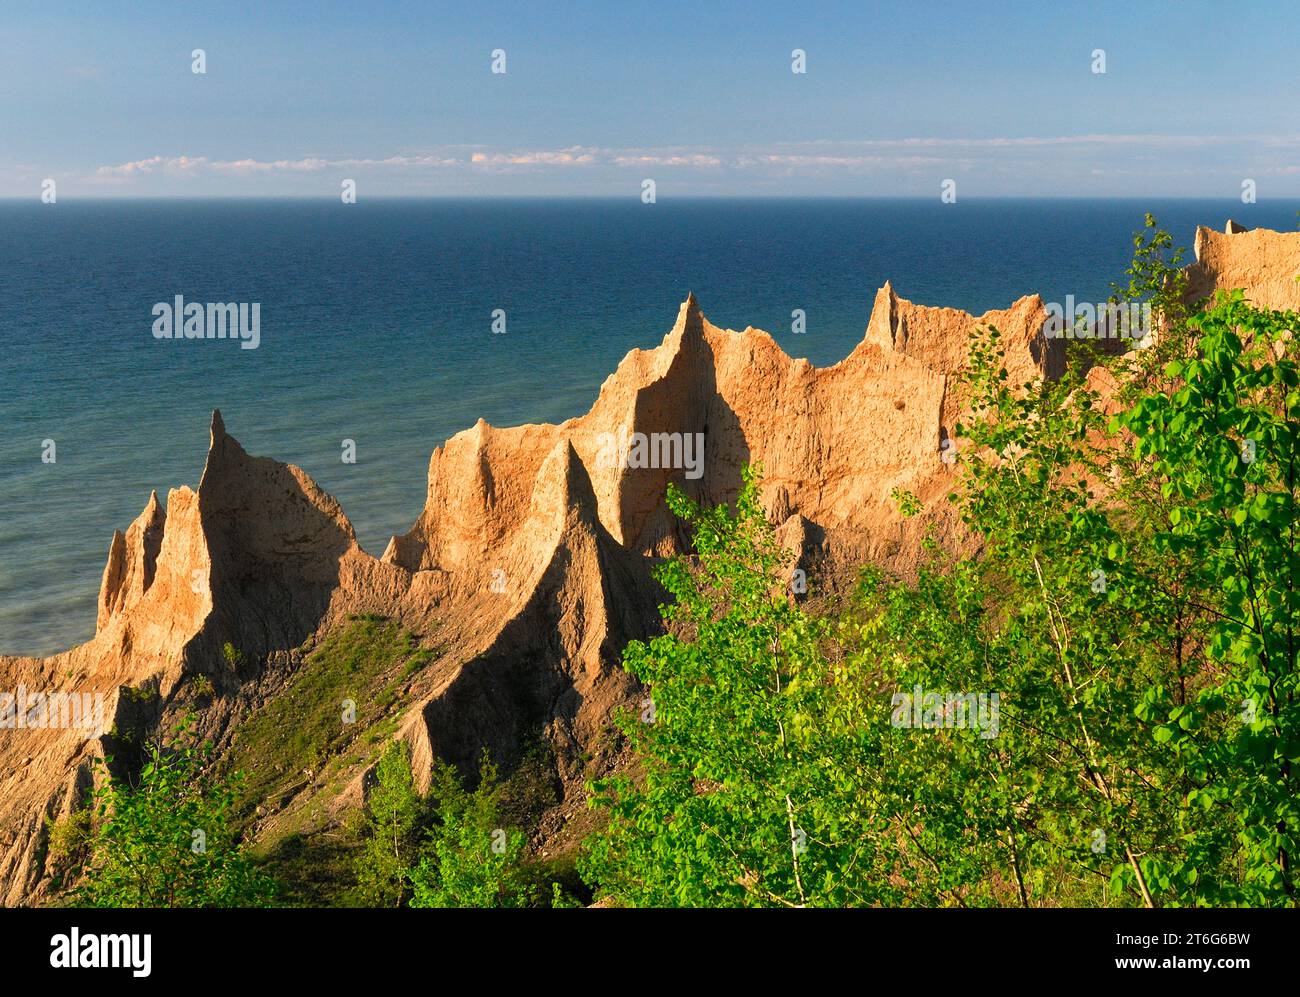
[4,193,1300,203]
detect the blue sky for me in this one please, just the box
[3,0,1298,197]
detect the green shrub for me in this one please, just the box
[76,717,275,907]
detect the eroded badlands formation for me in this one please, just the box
[2,223,1298,904]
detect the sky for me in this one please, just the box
[1,0,1298,198]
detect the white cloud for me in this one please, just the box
[84,134,1300,193]
[96,155,209,176]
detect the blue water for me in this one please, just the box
[2,197,1297,656]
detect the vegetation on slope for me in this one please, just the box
[350,741,578,908]
[223,616,434,821]
[57,718,274,907]
[580,222,1300,907]
[222,615,436,905]
[57,218,1300,908]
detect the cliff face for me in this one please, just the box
[387,285,1062,583]
[2,222,1297,905]
[1187,221,1300,311]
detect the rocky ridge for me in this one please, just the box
[1,221,1297,905]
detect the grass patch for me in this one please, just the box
[223,616,434,826]
[253,826,364,908]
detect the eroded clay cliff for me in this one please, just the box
[2,222,1297,905]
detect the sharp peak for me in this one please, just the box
[533,436,600,524]
[542,436,592,488]
[206,407,248,458]
[200,406,250,491]
[674,292,706,338]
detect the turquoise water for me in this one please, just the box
[2,197,1297,656]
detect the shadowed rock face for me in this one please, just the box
[97,490,165,632]
[3,223,1298,905]
[383,287,1046,587]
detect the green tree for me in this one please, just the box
[353,741,422,907]
[1110,211,1192,348]
[865,268,1299,906]
[77,718,274,907]
[581,218,1300,908]
[581,468,896,907]
[1119,290,1300,904]
[409,755,534,908]
[880,319,1190,907]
